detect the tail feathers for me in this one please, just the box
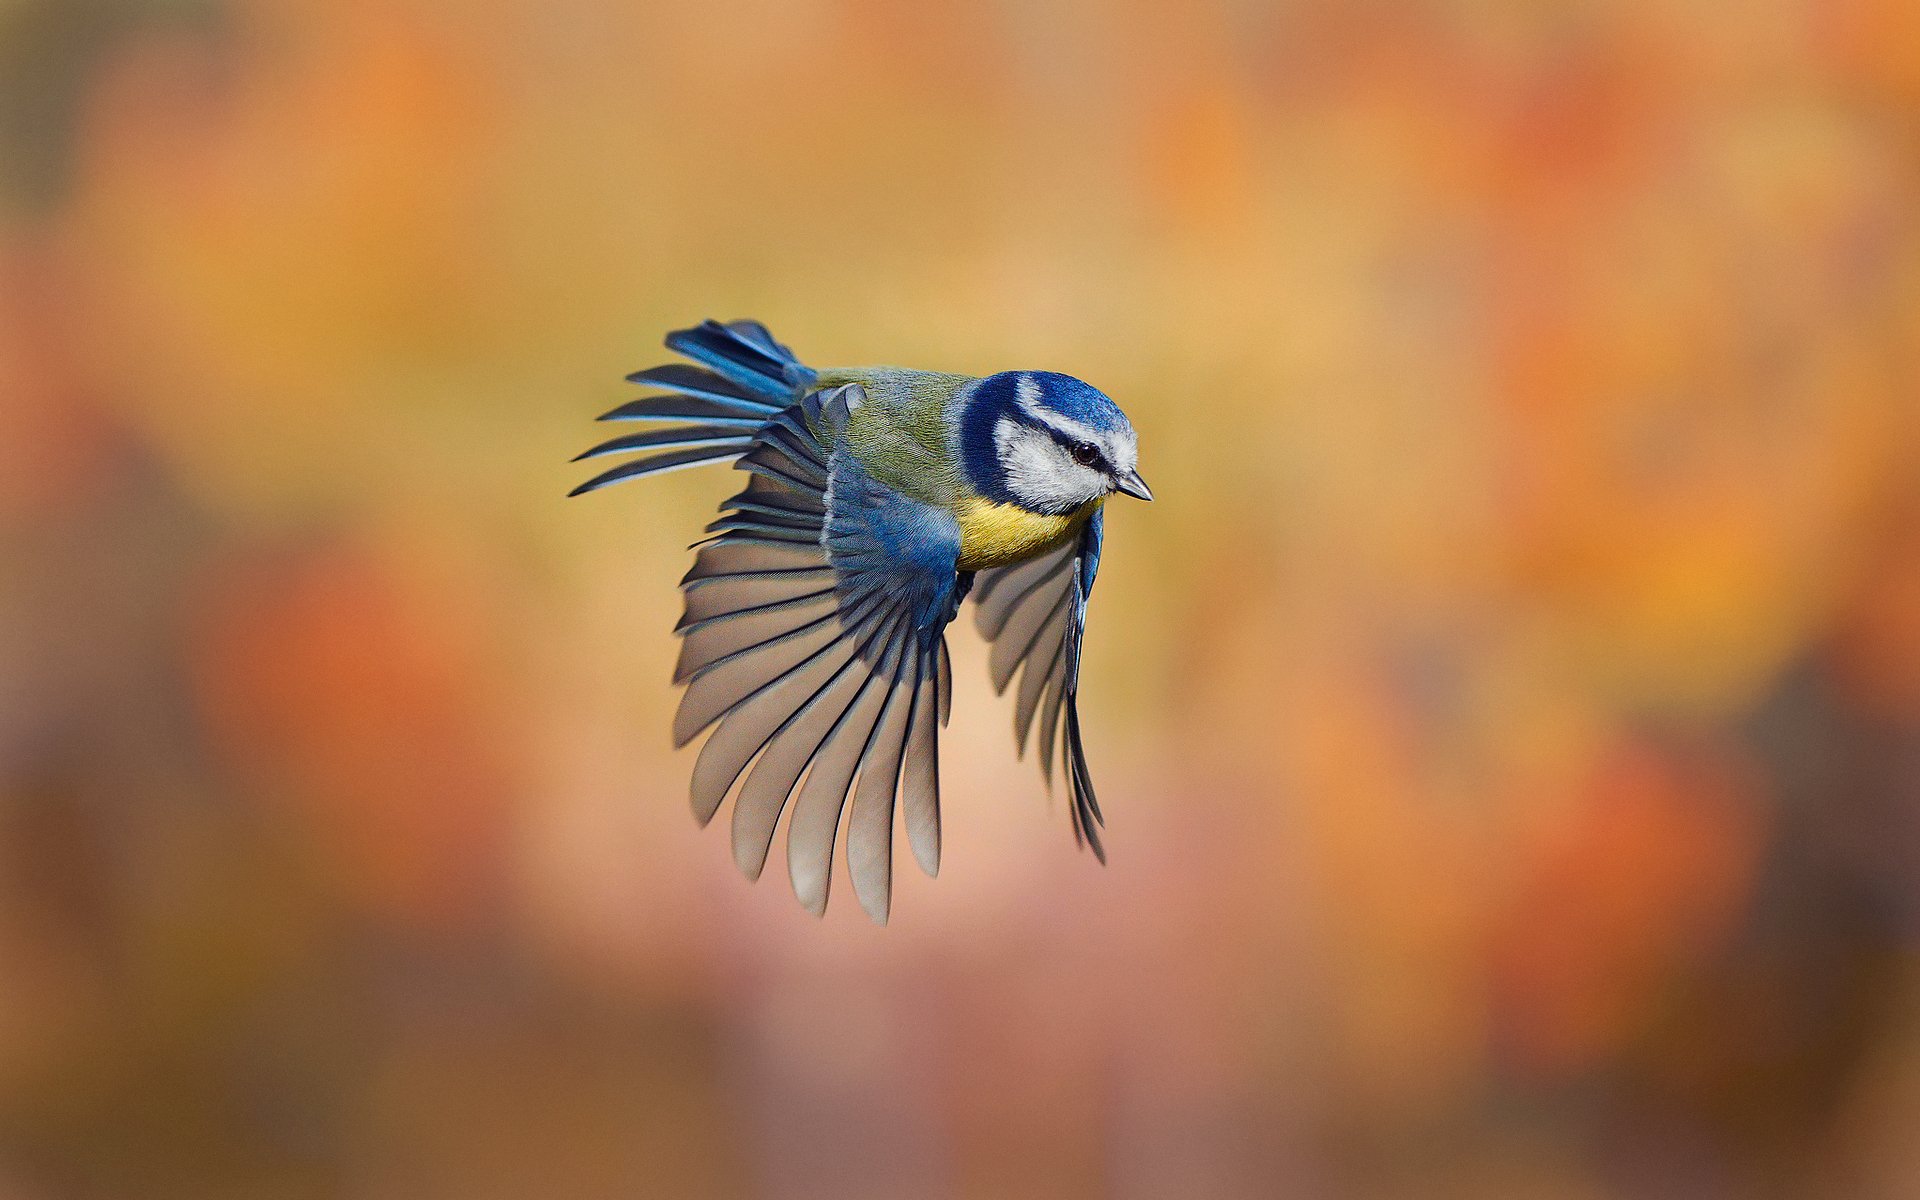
[617,364,784,415]
[572,318,815,497]
[664,319,816,405]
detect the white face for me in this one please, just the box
[991,377,1139,514]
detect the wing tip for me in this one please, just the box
[733,837,770,882]
[855,888,891,925]
[690,787,723,828]
[911,839,940,879]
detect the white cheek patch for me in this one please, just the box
[993,417,1107,513]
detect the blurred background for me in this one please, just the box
[3,1,1919,1197]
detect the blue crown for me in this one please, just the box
[1019,372,1128,434]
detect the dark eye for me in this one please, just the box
[1069,441,1102,468]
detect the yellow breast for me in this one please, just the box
[955,496,1098,571]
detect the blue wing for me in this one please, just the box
[670,385,964,923]
[969,508,1107,861]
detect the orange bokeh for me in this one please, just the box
[3,2,1917,1196]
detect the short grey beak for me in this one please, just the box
[1112,469,1154,502]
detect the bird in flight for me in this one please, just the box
[573,320,1151,922]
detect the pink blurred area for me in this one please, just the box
[3,1,1919,1197]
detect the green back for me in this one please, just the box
[811,367,977,508]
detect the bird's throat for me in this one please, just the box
[954,496,1098,571]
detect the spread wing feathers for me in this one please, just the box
[670,385,963,923]
[570,321,815,497]
[969,510,1108,862]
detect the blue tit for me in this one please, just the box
[573,319,1151,922]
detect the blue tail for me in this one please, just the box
[664,319,816,405]
[571,319,817,497]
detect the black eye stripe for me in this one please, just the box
[1025,421,1106,469]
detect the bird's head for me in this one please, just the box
[959,371,1152,515]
